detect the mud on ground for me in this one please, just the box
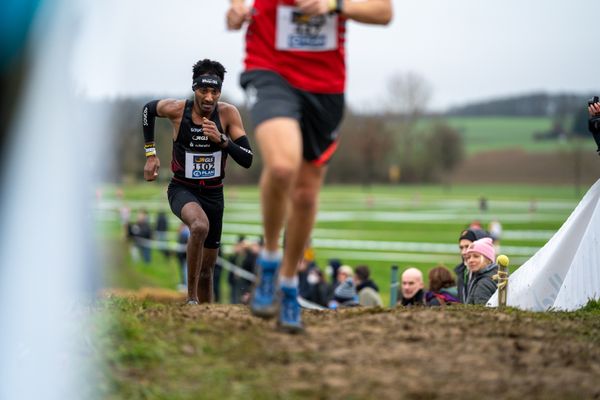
[97,291,600,400]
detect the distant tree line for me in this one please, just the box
[98,84,593,185]
[447,92,592,118]
[449,92,595,139]
[100,95,463,185]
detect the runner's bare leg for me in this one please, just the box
[198,248,219,303]
[281,161,326,279]
[255,117,302,253]
[180,202,210,302]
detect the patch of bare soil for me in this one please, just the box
[103,290,600,400]
[266,307,599,400]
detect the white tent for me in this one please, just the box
[488,179,600,311]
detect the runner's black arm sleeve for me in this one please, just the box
[225,135,253,168]
[142,100,160,144]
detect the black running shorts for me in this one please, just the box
[240,69,345,165]
[167,180,224,249]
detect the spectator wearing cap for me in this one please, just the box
[354,265,382,307]
[455,228,491,303]
[328,265,359,308]
[324,263,353,307]
[464,238,498,305]
[398,267,425,306]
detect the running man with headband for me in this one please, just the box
[142,59,253,305]
[226,0,392,332]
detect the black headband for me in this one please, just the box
[192,75,222,91]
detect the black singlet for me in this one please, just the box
[171,100,227,186]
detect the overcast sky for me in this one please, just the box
[71,0,600,111]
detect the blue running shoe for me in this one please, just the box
[250,256,280,318]
[278,286,304,334]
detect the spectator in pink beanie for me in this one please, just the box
[464,238,498,305]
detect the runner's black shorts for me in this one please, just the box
[167,179,224,249]
[240,69,345,165]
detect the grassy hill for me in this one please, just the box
[414,116,600,185]
[445,116,560,154]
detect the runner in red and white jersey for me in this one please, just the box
[227,0,392,333]
[244,0,347,93]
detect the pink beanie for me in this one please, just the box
[466,237,496,263]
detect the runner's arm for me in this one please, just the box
[340,0,392,25]
[294,0,391,24]
[221,104,253,168]
[142,99,182,145]
[141,99,183,181]
[227,0,251,30]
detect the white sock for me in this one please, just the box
[279,276,298,288]
[260,249,282,261]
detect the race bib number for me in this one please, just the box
[275,5,338,52]
[185,151,222,179]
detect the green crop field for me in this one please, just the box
[95,183,584,305]
[434,116,578,154]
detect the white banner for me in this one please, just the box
[488,179,600,311]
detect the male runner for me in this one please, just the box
[142,59,253,304]
[226,0,392,332]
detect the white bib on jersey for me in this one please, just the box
[275,5,338,52]
[185,151,222,180]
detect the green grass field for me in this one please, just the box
[435,116,580,155]
[96,183,582,305]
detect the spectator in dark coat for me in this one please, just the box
[326,258,342,290]
[454,228,491,302]
[128,209,153,264]
[155,210,170,259]
[398,267,425,306]
[465,238,498,305]
[354,265,382,307]
[304,268,330,307]
[425,265,460,306]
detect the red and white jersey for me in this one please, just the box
[244,0,347,93]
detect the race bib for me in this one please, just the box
[275,5,338,52]
[185,151,222,180]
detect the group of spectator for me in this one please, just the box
[398,227,500,307]
[122,208,192,293]
[125,208,155,264]
[301,261,384,309]
[122,206,501,308]
[292,224,501,309]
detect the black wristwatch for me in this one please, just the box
[220,133,228,145]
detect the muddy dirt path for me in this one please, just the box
[100,290,600,399]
